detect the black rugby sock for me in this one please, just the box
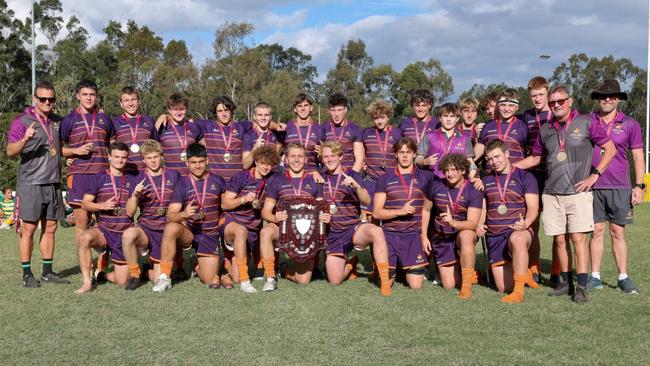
[42,258,53,275]
[21,261,33,277]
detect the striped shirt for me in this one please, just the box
[418,128,474,178]
[171,174,225,234]
[60,110,114,175]
[224,169,273,231]
[521,109,552,174]
[428,179,483,237]
[87,172,138,232]
[362,126,402,181]
[478,117,528,164]
[323,120,363,171]
[158,120,202,176]
[136,169,181,231]
[242,128,284,154]
[374,168,434,233]
[398,116,440,145]
[483,168,538,236]
[283,121,326,172]
[199,120,247,182]
[266,173,323,202]
[111,114,158,172]
[323,170,363,231]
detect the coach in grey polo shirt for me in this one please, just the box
[515,85,615,303]
[6,81,69,288]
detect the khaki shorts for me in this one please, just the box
[541,192,594,236]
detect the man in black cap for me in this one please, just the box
[587,79,643,294]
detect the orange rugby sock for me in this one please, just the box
[525,268,540,289]
[458,268,474,300]
[529,260,541,274]
[262,257,276,279]
[96,251,108,272]
[376,262,392,297]
[160,261,173,277]
[128,264,141,278]
[501,273,527,304]
[345,256,359,281]
[235,256,249,282]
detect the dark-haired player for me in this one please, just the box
[75,142,139,293]
[284,93,326,173]
[121,140,181,290]
[221,146,280,293]
[320,141,392,296]
[481,140,539,303]
[399,89,440,145]
[152,143,226,291]
[323,93,364,172]
[426,153,482,299]
[111,86,158,173]
[373,137,434,290]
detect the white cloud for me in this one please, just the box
[569,15,597,26]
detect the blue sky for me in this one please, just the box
[8,0,648,100]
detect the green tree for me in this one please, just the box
[393,59,454,118]
[0,1,31,111]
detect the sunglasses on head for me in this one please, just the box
[548,98,569,107]
[36,97,57,104]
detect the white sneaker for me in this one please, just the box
[262,277,277,292]
[152,274,172,292]
[240,280,257,294]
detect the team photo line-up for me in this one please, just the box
[6,75,643,303]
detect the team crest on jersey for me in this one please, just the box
[210,184,217,190]
[304,184,312,190]
[416,254,424,262]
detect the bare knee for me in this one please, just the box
[122,228,139,245]
[43,221,57,235]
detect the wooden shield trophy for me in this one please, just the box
[277,197,327,263]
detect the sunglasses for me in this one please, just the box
[548,98,569,107]
[36,97,57,104]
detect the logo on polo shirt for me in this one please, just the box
[210,184,217,190]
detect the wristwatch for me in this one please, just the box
[590,167,602,176]
[635,183,646,190]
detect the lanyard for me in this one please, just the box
[552,110,578,152]
[396,168,416,200]
[446,180,468,213]
[146,170,166,206]
[31,107,54,146]
[437,129,456,154]
[326,173,344,204]
[374,127,391,160]
[250,168,268,199]
[413,116,431,144]
[108,172,126,207]
[330,121,347,142]
[170,121,188,150]
[495,167,516,204]
[256,127,272,145]
[77,108,96,139]
[296,122,313,149]
[496,116,515,141]
[217,122,233,153]
[598,111,622,137]
[189,174,210,210]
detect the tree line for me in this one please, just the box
[0,0,647,188]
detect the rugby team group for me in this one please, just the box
[6,75,643,303]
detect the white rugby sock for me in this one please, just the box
[618,273,628,281]
[591,272,600,280]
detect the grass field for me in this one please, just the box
[1,206,649,365]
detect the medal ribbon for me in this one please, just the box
[123,113,142,146]
[250,168,268,199]
[374,127,391,162]
[330,121,347,142]
[217,122,234,155]
[77,107,96,140]
[146,170,166,208]
[170,121,188,150]
[31,107,54,146]
[326,173,343,204]
[396,168,416,200]
[552,110,578,152]
[496,116,515,141]
[446,180,468,214]
[189,174,210,211]
[413,116,431,144]
[256,127,272,145]
[495,167,516,205]
[108,171,126,209]
[296,122,313,149]
[436,129,456,154]
[286,171,306,196]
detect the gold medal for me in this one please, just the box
[48,146,57,157]
[180,152,187,161]
[197,209,205,220]
[329,203,337,215]
[497,204,508,215]
[156,207,166,216]
[130,144,140,153]
[380,161,386,169]
[112,207,123,216]
[224,152,231,162]
[251,199,261,209]
[87,143,95,152]
[556,151,567,161]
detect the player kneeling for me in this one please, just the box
[221,146,280,293]
[320,141,392,296]
[426,153,483,299]
[75,142,139,294]
[373,138,434,290]
[480,140,539,303]
[259,143,327,291]
[152,143,226,292]
[122,140,181,290]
